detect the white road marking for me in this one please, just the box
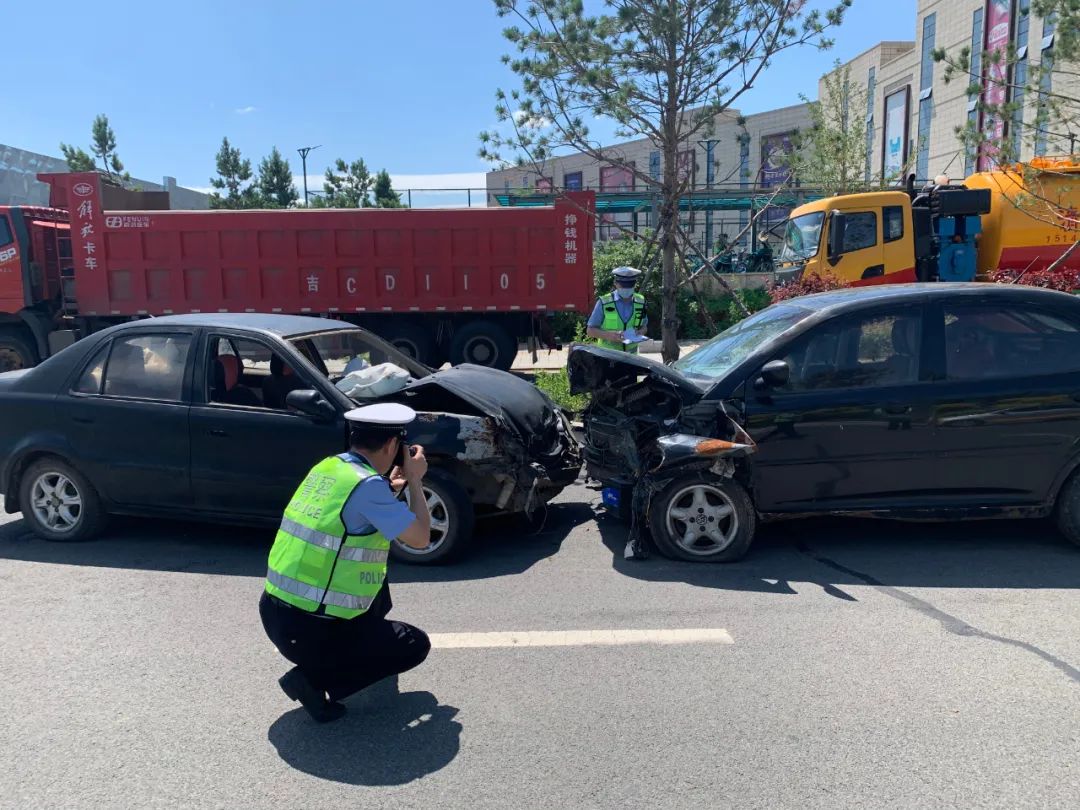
[429,628,734,649]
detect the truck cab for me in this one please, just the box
[0,206,71,371]
[779,181,990,286]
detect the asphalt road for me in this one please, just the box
[1,482,1079,809]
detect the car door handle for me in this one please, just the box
[875,405,912,416]
[208,428,229,438]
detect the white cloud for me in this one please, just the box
[234,106,257,115]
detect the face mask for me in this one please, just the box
[616,286,635,299]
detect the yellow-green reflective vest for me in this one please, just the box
[597,292,646,352]
[264,456,390,620]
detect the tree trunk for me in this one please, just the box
[660,192,680,364]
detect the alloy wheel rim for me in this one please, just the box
[665,483,738,556]
[0,348,25,373]
[398,485,450,555]
[30,472,83,533]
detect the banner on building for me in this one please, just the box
[600,165,634,192]
[759,132,796,230]
[978,0,1014,171]
[883,87,911,179]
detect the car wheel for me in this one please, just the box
[648,473,756,563]
[392,468,475,564]
[381,322,436,367]
[18,457,107,542]
[1055,470,1080,548]
[448,320,518,370]
[0,332,37,373]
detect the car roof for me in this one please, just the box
[784,283,1079,312]
[106,312,355,338]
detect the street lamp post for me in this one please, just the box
[297,145,321,206]
[698,139,721,253]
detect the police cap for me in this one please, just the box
[612,266,643,280]
[343,403,417,428]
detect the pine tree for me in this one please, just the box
[318,158,374,208]
[209,137,261,209]
[60,114,131,184]
[373,170,404,208]
[258,147,299,208]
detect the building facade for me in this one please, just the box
[829,0,1076,186]
[486,104,813,250]
[0,143,210,209]
[486,0,1076,249]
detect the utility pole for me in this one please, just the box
[297,145,321,206]
[698,139,721,253]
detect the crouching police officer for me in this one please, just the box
[259,403,432,723]
[586,266,648,352]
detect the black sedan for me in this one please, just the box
[0,314,580,563]
[570,283,1080,562]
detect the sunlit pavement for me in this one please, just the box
[1,484,1078,808]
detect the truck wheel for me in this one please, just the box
[18,457,108,542]
[1055,469,1080,549]
[0,332,38,373]
[449,320,518,370]
[392,468,475,565]
[382,323,436,367]
[648,473,756,563]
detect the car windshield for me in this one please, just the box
[779,212,824,263]
[287,328,431,383]
[672,304,811,381]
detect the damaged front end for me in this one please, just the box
[568,346,756,557]
[388,364,581,516]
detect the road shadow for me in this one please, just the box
[0,499,594,581]
[267,689,461,785]
[597,509,1080,595]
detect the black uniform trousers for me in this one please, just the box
[259,588,430,703]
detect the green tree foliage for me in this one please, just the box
[480,0,849,362]
[787,62,885,194]
[316,158,375,208]
[209,137,262,209]
[373,169,404,208]
[257,147,299,208]
[60,114,131,184]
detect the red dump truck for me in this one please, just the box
[0,172,595,371]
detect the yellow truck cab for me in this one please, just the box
[779,180,991,286]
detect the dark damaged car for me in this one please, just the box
[570,284,1080,562]
[0,314,580,563]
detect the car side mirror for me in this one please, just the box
[286,389,336,421]
[828,211,846,263]
[755,359,790,390]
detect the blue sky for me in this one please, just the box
[8,0,913,201]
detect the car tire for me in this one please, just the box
[18,457,107,542]
[1055,470,1080,548]
[448,320,518,370]
[381,322,436,367]
[392,467,475,565]
[0,331,38,373]
[648,473,756,563]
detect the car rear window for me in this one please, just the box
[101,334,192,401]
[945,305,1080,380]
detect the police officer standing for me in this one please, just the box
[259,403,433,723]
[585,266,648,352]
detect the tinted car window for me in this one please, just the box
[945,304,1080,380]
[103,334,191,401]
[73,343,109,394]
[843,212,877,252]
[778,311,921,391]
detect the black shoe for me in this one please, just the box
[278,667,347,723]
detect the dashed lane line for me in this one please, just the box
[429,628,734,649]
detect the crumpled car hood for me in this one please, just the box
[567,345,705,400]
[400,364,566,454]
